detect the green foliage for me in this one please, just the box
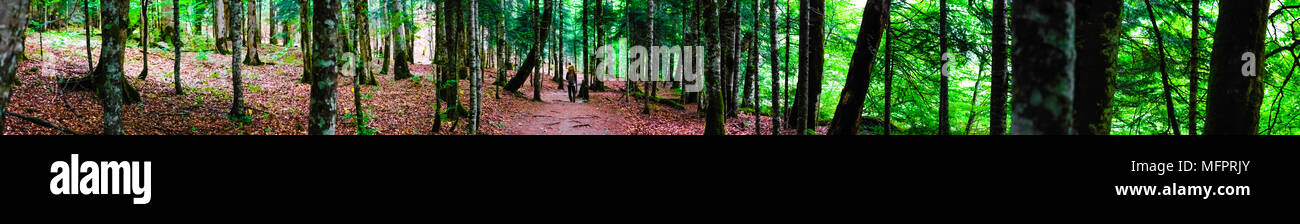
[342,110,378,135]
[229,113,253,124]
[196,51,211,61]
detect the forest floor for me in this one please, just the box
[4,32,791,135]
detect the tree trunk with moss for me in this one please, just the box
[720,0,737,117]
[99,0,130,134]
[1187,0,1201,135]
[244,0,265,65]
[215,0,231,54]
[228,0,246,119]
[1010,0,1075,135]
[309,0,340,135]
[590,0,606,91]
[298,0,312,83]
[0,0,30,135]
[392,0,412,80]
[353,0,375,85]
[173,0,182,95]
[827,0,886,135]
[1072,0,1121,135]
[1204,0,1267,135]
[703,0,726,135]
[936,0,950,135]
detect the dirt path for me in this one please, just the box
[494,73,628,135]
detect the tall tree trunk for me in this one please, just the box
[99,0,129,135]
[703,0,726,135]
[228,0,246,119]
[752,0,760,135]
[768,0,781,135]
[1010,0,1075,135]
[432,1,445,133]
[682,0,700,106]
[793,0,807,133]
[0,0,30,135]
[380,2,391,76]
[644,0,655,115]
[1143,0,1180,135]
[553,6,565,88]
[591,0,605,91]
[173,0,182,95]
[555,9,564,89]
[392,0,412,80]
[827,0,886,135]
[298,1,312,83]
[936,0,950,135]
[244,0,264,65]
[351,0,367,134]
[137,0,149,80]
[724,0,740,118]
[1187,0,1201,135]
[1204,0,1267,135]
[989,0,1007,135]
[496,0,506,92]
[216,0,231,54]
[502,0,555,93]
[805,0,825,133]
[883,1,893,135]
[309,0,340,135]
[532,1,541,102]
[741,33,756,110]
[1072,0,1122,135]
[579,0,590,99]
[84,0,92,72]
[783,0,793,128]
[354,0,374,85]
[269,0,277,46]
[447,0,470,124]
[471,0,482,134]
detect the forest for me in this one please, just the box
[0,0,1297,135]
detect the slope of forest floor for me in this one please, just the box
[4,33,792,135]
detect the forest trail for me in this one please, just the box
[493,72,627,135]
[4,33,779,135]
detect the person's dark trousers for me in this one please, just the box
[567,83,577,102]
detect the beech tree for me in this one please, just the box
[703,0,725,135]
[0,0,31,135]
[228,0,246,119]
[100,0,131,134]
[243,0,265,66]
[1010,0,1075,135]
[308,0,340,135]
